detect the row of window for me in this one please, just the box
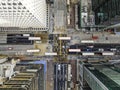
[0,28,48,32]
[0,13,32,15]
[0,14,32,16]
[0,11,30,13]
[1,1,44,6]
[1,2,22,5]
[0,25,48,30]
[0,6,26,9]
[1,0,18,1]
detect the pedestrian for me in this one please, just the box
[106,37,108,40]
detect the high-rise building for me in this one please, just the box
[92,0,120,25]
[0,0,49,32]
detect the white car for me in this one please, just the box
[58,64,61,70]
[99,48,104,52]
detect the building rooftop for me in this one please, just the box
[0,0,48,29]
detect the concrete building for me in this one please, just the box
[0,0,49,32]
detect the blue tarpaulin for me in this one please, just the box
[34,60,47,73]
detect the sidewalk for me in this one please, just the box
[67,29,120,44]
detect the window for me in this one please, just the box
[13,7,16,9]
[8,7,12,9]
[18,7,21,9]
[3,7,7,9]
[8,3,11,5]
[23,7,26,9]
[18,2,22,5]
[13,3,17,5]
[1,3,6,5]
